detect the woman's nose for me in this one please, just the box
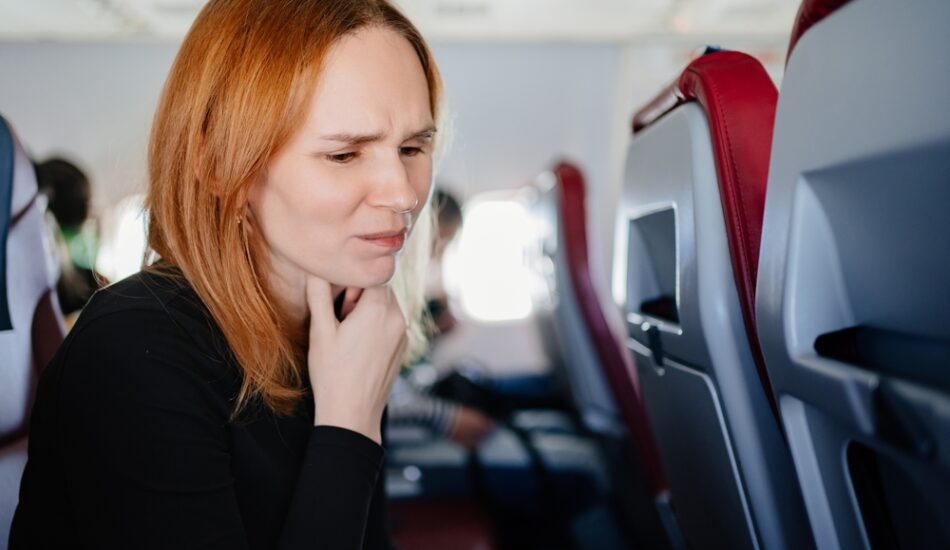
[366,152,419,214]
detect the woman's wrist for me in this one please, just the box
[314,410,382,444]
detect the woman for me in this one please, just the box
[10,0,441,548]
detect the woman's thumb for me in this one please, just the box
[306,275,338,336]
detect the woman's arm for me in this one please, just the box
[279,426,384,549]
[53,309,383,549]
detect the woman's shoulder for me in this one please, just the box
[53,269,241,402]
[73,267,220,343]
[78,267,202,323]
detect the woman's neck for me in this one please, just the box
[265,257,343,328]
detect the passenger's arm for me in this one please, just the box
[278,426,384,549]
[60,312,249,549]
[59,311,383,549]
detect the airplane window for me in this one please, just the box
[95,193,148,283]
[442,197,540,322]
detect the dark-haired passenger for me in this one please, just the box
[34,157,105,317]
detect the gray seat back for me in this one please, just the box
[756,0,950,548]
[616,51,811,550]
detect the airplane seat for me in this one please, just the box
[523,162,678,549]
[525,168,624,438]
[756,0,950,547]
[617,50,812,549]
[551,162,668,489]
[0,115,66,544]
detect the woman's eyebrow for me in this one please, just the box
[405,126,437,141]
[317,126,436,144]
[318,132,385,145]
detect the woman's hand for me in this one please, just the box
[306,276,406,444]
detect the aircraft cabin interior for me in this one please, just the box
[1,0,948,548]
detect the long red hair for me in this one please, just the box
[146,0,442,417]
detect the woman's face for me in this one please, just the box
[248,26,435,293]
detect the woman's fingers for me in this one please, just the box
[346,286,392,321]
[305,276,338,337]
[307,280,408,442]
[339,287,363,319]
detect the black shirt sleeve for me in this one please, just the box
[360,409,394,550]
[32,309,385,549]
[280,427,384,549]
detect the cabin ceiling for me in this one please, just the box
[0,0,801,42]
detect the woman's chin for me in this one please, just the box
[349,258,397,288]
[310,256,398,290]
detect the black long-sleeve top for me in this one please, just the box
[10,269,389,549]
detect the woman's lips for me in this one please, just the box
[359,229,407,251]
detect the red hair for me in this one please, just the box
[146,0,442,416]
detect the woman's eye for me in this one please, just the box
[326,152,357,164]
[400,146,423,157]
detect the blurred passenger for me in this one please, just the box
[11,1,443,548]
[34,157,104,316]
[426,188,462,335]
[389,188,495,450]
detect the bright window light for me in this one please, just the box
[96,194,148,283]
[443,197,538,322]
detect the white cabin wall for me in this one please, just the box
[0,40,622,268]
[431,42,619,253]
[0,41,176,210]
[427,42,623,374]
